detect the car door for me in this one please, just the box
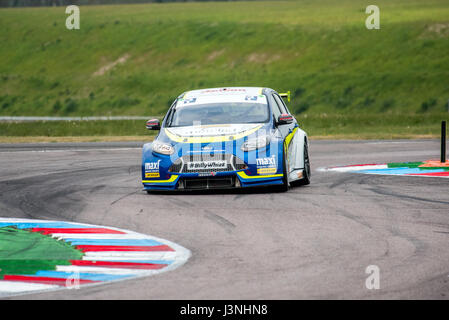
[272,93,296,138]
[272,92,297,174]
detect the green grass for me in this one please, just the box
[0,113,446,141]
[301,113,448,139]
[0,226,83,277]
[0,0,448,139]
[0,119,155,136]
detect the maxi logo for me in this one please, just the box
[145,160,161,171]
[256,155,276,168]
[145,160,161,178]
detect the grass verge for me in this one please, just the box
[0,113,446,142]
[1,1,449,117]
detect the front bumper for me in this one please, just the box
[142,137,285,191]
[142,171,284,191]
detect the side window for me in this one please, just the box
[273,94,289,114]
[163,99,178,126]
[270,94,283,120]
[279,95,292,114]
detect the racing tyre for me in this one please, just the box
[293,140,311,186]
[277,146,290,192]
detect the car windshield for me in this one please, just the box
[167,102,270,127]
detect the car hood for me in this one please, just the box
[163,123,266,144]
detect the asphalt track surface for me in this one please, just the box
[0,139,448,300]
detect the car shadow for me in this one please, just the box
[144,185,304,196]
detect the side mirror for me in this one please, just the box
[277,113,293,125]
[146,119,160,130]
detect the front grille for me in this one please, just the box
[180,176,236,190]
[169,154,246,173]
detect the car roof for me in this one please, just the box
[180,87,273,99]
[174,87,276,107]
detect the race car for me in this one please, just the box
[142,87,310,192]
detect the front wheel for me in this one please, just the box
[293,140,311,186]
[277,146,290,192]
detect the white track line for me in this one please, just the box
[0,148,141,154]
[82,251,180,261]
[0,116,154,121]
[0,281,59,293]
[55,266,158,275]
[326,165,388,172]
[80,256,172,262]
[51,233,156,240]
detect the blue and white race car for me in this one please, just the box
[142,87,310,192]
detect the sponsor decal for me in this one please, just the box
[201,88,246,94]
[166,124,260,137]
[198,172,217,177]
[145,160,161,172]
[183,98,197,104]
[257,167,277,175]
[256,155,276,168]
[187,160,227,170]
[145,172,160,178]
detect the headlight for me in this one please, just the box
[241,135,271,152]
[152,141,174,155]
